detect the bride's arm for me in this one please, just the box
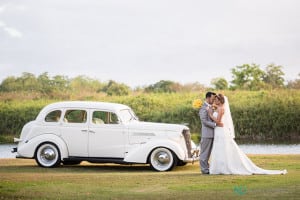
[207,108,217,122]
[200,107,216,128]
[207,108,214,121]
[208,107,224,123]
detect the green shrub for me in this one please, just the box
[0,90,299,142]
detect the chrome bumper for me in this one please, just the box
[11,147,17,153]
[14,138,22,143]
[11,148,29,159]
[184,149,200,163]
[12,137,20,153]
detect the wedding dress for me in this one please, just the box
[209,97,287,175]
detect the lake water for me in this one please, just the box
[1,143,299,159]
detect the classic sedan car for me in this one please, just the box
[13,101,198,171]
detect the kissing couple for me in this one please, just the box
[199,92,287,175]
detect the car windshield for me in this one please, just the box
[119,109,138,123]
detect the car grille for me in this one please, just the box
[182,129,192,158]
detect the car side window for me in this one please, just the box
[64,110,87,123]
[45,110,62,122]
[92,111,119,124]
[92,111,105,124]
[110,113,119,124]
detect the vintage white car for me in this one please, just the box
[13,101,198,171]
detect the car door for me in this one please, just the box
[88,109,126,158]
[60,108,89,157]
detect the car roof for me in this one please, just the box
[43,101,129,110]
[36,101,130,121]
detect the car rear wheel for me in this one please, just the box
[149,147,177,172]
[35,143,61,168]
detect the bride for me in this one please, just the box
[207,94,287,175]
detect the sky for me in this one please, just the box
[0,0,299,88]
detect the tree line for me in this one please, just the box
[0,63,299,97]
[212,63,299,90]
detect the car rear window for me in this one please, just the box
[45,110,62,122]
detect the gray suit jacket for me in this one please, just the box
[199,103,216,138]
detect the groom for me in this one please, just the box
[199,92,223,174]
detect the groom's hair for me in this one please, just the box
[206,92,216,98]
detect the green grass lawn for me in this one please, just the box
[0,155,299,200]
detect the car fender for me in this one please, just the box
[124,139,185,163]
[17,134,69,159]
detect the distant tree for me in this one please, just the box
[0,72,40,92]
[0,76,18,92]
[169,82,183,92]
[231,64,265,90]
[211,77,228,90]
[102,80,130,96]
[52,75,71,92]
[70,75,103,93]
[20,72,39,91]
[263,64,285,88]
[145,80,178,93]
[287,73,300,89]
[181,82,206,92]
[37,72,52,93]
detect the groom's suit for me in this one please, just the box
[199,102,216,174]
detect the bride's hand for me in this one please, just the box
[216,121,224,127]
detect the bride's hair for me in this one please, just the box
[216,94,225,104]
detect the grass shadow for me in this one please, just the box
[0,159,157,174]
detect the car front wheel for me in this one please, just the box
[149,147,177,172]
[35,143,61,168]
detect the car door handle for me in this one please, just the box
[89,130,95,134]
[81,129,88,133]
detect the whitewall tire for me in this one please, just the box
[35,143,61,168]
[149,147,177,172]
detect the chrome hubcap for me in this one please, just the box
[36,143,60,167]
[150,148,174,171]
[41,147,56,161]
[157,152,170,164]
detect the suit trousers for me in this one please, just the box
[200,138,214,174]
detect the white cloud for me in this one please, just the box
[3,26,23,38]
[0,20,23,38]
[0,3,24,38]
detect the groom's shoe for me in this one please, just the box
[201,171,210,175]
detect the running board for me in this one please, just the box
[64,157,136,164]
